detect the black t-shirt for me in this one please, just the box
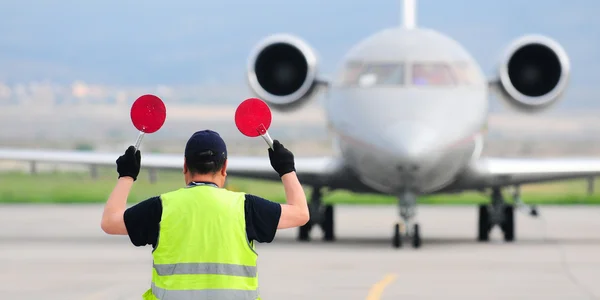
[123,184,282,249]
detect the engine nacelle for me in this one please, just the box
[246,34,320,111]
[494,34,570,113]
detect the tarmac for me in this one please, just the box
[1,204,600,300]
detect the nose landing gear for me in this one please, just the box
[392,190,421,249]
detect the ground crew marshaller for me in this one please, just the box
[100,130,309,299]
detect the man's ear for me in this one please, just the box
[183,157,188,174]
[221,159,228,177]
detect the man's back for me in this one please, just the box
[157,185,256,263]
[123,184,282,250]
[149,185,259,299]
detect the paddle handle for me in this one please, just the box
[256,123,273,149]
[134,131,145,150]
[261,131,273,149]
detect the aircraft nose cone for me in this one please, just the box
[380,122,438,165]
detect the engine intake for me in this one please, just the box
[246,34,320,111]
[496,35,570,113]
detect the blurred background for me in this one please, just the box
[0,0,599,155]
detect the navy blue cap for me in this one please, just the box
[184,130,227,162]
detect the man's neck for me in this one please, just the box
[187,174,220,186]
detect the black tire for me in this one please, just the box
[478,204,490,242]
[502,205,515,242]
[298,223,311,241]
[393,223,402,248]
[322,205,335,241]
[412,224,421,248]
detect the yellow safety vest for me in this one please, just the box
[141,182,260,300]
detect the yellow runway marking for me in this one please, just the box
[366,273,397,300]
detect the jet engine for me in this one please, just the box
[246,34,321,111]
[494,35,570,113]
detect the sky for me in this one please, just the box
[0,0,598,109]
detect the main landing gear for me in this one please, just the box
[297,187,335,242]
[392,190,421,249]
[477,186,538,242]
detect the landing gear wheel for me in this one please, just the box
[322,205,335,241]
[298,223,312,242]
[478,204,490,242]
[392,223,402,248]
[502,205,514,242]
[412,224,421,248]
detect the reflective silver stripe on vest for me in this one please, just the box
[154,262,257,277]
[152,282,258,300]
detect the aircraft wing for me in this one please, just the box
[450,157,600,190]
[0,148,342,186]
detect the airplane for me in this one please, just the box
[1,0,600,249]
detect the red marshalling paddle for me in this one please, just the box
[130,94,167,150]
[234,98,274,149]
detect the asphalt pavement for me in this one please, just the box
[1,204,600,300]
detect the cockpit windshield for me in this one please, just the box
[412,63,456,86]
[339,61,480,87]
[411,62,481,86]
[339,62,405,87]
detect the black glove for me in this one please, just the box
[116,146,141,181]
[268,140,295,177]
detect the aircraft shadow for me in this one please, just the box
[267,236,600,249]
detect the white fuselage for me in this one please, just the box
[323,28,489,194]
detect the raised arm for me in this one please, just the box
[268,140,309,229]
[101,146,141,235]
